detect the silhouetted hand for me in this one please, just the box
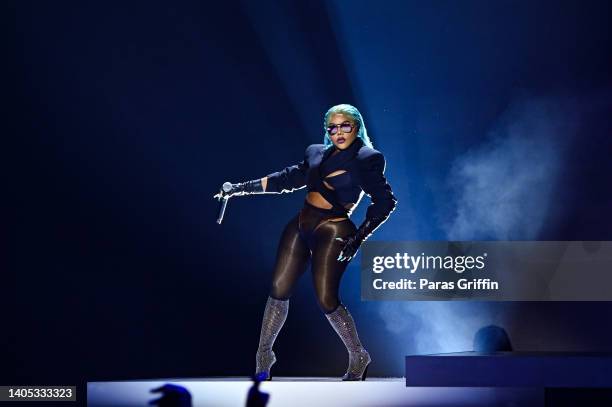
[246,374,270,407]
[149,384,192,407]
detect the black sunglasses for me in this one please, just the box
[326,122,355,135]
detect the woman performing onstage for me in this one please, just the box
[216,104,397,381]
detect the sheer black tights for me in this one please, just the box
[269,208,357,313]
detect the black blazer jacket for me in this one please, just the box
[266,138,397,220]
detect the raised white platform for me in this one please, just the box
[87,377,543,406]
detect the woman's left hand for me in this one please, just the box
[335,235,362,262]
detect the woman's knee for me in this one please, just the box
[270,282,292,301]
[316,292,340,313]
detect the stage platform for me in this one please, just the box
[405,351,612,387]
[87,377,543,406]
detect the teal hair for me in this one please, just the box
[323,104,373,148]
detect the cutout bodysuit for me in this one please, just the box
[263,138,397,313]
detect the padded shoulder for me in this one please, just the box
[356,146,385,172]
[358,145,382,158]
[305,143,326,154]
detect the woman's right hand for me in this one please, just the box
[213,179,265,200]
[213,182,235,200]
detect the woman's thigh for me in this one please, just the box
[310,219,356,312]
[269,214,310,299]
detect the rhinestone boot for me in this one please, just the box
[255,296,289,380]
[325,303,371,381]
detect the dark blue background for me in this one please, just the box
[7,0,612,387]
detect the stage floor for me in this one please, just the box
[87,377,543,406]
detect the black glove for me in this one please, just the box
[336,216,387,262]
[214,179,264,199]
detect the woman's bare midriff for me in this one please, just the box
[306,192,354,222]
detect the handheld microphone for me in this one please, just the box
[216,182,233,224]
